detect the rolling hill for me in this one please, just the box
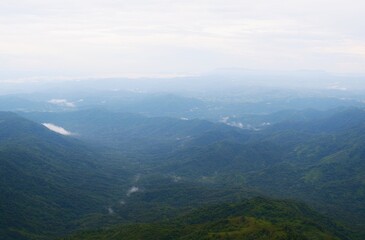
[0,112,131,239]
[64,197,351,240]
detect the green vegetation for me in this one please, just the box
[64,198,350,240]
[2,107,365,239]
[0,112,131,239]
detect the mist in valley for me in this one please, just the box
[1,1,365,240]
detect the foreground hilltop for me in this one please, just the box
[64,197,351,240]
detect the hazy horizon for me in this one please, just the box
[1,0,365,81]
[2,2,365,240]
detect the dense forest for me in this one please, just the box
[2,0,365,239]
[1,92,365,240]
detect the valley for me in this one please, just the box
[1,89,364,239]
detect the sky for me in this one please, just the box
[0,0,365,81]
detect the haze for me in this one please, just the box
[1,0,365,82]
[2,2,365,239]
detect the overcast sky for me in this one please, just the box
[0,0,364,80]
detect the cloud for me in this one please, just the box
[220,116,258,130]
[42,123,73,135]
[327,83,347,91]
[107,207,114,215]
[171,175,182,183]
[48,99,75,107]
[126,186,140,197]
[0,0,365,79]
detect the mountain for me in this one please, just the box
[245,124,365,234]
[268,108,365,134]
[64,197,351,240]
[109,93,206,117]
[22,108,365,233]
[21,109,248,153]
[0,112,256,239]
[159,141,284,177]
[0,95,71,112]
[0,112,130,239]
[136,108,365,237]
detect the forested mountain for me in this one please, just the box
[155,108,365,236]
[64,197,351,240]
[0,112,131,239]
[2,105,365,239]
[2,0,365,239]
[22,109,248,153]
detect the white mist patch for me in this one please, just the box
[108,207,114,215]
[227,121,244,129]
[171,175,182,183]
[42,123,72,136]
[220,116,244,129]
[48,99,75,108]
[126,186,139,197]
[220,116,261,130]
[327,83,347,91]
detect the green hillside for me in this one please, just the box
[0,112,130,239]
[3,108,365,239]
[64,197,351,240]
